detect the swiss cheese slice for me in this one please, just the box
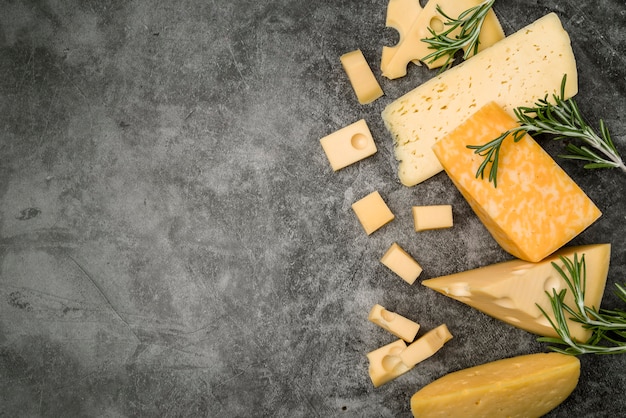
[422,244,611,342]
[381,0,505,78]
[381,12,578,187]
[410,353,580,418]
[431,102,601,262]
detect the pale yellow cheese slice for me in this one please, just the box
[431,102,601,262]
[422,244,610,341]
[368,304,420,342]
[340,49,384,104]
[410,353,580,418]
[381,12,578,187]
[381,0,505,78]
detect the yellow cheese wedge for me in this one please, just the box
[422,244,610,341]
[368,304,420,342]
[340,49,384,104]
[381,12,577,187]
[410,353,580,418]
[431,102,601,262]
[381,0,505,78]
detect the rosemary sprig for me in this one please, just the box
[421,0,496,71]
[468,74,626,187]
[536,254,626,355]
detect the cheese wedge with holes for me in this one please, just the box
[382,12,577,187]
[432,102,601,262]
[410,353,580,418]
[381,0,505,78]
[422,244,610,342]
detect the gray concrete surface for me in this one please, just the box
[2,0,626,416]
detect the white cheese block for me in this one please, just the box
[421,244,611,342]
[381,12,578,187]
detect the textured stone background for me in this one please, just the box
[1,0,626,416]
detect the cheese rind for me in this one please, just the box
[400,324,452,367]
[368,304,420,342]
[366,339,412,387]
[382,0,505,78]
[422,244,611,341]
[381,12,578,186]
[380,242,423,284]
[410,353,580,418]
[340,49,384,104]
[320,119,377,171]
[412,205,453,231]
[431,102,601,262]
[352,191,395,235]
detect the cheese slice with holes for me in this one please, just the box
[422,244,610,342]
[410,353,580,418]
[381,12,577,187]
[381,0,505,78]
[432,102,601,262]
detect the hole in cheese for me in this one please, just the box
[544,274,562,293]
[381,308,396,322]
[494,297,514,309]
[449,283,471,297]
[429,17,444,33]
[351,133,369,150]
[382,353,402,372]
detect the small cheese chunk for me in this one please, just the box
[352,191,395,235]
[381,0,505,78]
[410,353,580,418]
[422,244,611,341]
[366,339,412,387]
[368,304,420,342]
[340,49,384,104]
[320,119,377,171]
[380,243,423,284]
[432,102,601,262]
[400,324,452,367]
[381,13,578,186]
[412,205,453,231]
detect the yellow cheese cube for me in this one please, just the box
[412,205,453,231]
[352,191,395,235]
[366,339,412,387]
[380,242,423,284]
[410,353,580,418]
[368,304,420,342]
[340,49,383,104]
[400,324,452,367]
[431,101,601,262]
[320,119,377,171]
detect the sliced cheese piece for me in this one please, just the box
[352,191,395,235]
[381,12,578,187]
[432,102,601,262]
[366,339,412,387]
[382,0,504,78]
[400,324,452,367]
[340,49,384,104]
[422,244,611,341]
[410,353,580,418]
[320,119,377,171]
[380,242,423,284]
[412,205,453,231]
[368,304,420,342]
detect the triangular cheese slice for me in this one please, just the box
[422,244,610,341]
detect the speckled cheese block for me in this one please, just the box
[410,353,580,418]
[431,101,601,262]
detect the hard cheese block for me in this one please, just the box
[432,101,601,262]
[381,12,577,186]
[422,244,611,342]
[381,0,504,78]
[340,49,384,104]
[410,353,580,418]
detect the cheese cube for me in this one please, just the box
[412,205,453,231]
[366,339,412,387]
[368,304,420,342]
[431,102,601,262]
[380,242,423,284]
[381,12,578,186]
[422,244,611,342]
[400,324,452,367]
[320,119,377,171]
[340,49,383,104]
[381,0,505,78]
[351,191,395,235]
[410,353,580,418]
